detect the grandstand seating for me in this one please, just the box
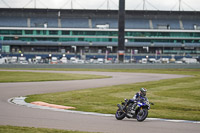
[125,18,149,29]
[0,10,199,30]
[31,17,58,28]
[152,19,180,29]
[1,9,199,60]
[182,19,200,30]
[0,17,27,27]
[92,18,118,28]
[61,18,89,28]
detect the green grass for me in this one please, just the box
[1,68,199,75]
[0,71,110,83]
[0,125,99,133]
[1,68,200,121]
[24,69,200,121]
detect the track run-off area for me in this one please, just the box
[0,70,200,133]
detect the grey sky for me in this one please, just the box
[0,0,200,11]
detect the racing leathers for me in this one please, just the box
[124,92,148,111]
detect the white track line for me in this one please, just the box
[9,97,200,124]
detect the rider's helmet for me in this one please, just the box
[140,88,147,97]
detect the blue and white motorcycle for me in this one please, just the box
[115,97,154,122]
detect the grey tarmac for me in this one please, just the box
[0,70,199,133]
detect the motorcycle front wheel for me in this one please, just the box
[115,109,126,120]
[136,108,148,122]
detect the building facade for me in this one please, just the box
[0,9,200,60]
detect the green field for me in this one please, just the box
[0,125,98,133]
[0,71,110,83]
[23,69,200,121]
[1,69,200,121]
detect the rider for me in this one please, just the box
[123,88,147,112]
[133,88,147,100]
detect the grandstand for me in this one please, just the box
[0,8,200,61]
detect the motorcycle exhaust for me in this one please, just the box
[127,113,133,118]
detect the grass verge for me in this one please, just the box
[24,69,200,121]
[0,125,98,133]
[0,71,110,83]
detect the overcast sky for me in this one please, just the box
[0,0,200,11]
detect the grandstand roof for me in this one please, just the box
[0,0,199,11]
[1,8,200,18]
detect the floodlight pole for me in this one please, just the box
[34,0,36,8]
[179,0,181,11]
[143,0,145,10]
[0,36,3,56]
[71,0,73,9]
[107,0,110,10]
[118,0,125,63]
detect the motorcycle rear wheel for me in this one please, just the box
[115,109,126,120]
[136,108,148,122]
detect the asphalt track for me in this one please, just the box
[0,70,200,133]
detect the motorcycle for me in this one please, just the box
[115,97,154,122]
